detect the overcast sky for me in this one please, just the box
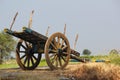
[0,0,120,55]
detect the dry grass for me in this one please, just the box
[65,63,120,80]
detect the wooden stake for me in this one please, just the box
[74,34,79,50]
[28,10,34,28]
[10,12,18,30]
[63,24,66,35]
[46,26,50,37]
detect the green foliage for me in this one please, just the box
[0,31,16,64]
[80,54,120,65]
[82,49,91,55]
[39,59,47,66]
[109,49,119,54]
[109,54,120,65]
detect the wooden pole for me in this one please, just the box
[46,26,50,37]
[63,24,66,35]
[28,10,34,28]
[74,34,79,50]
[10,12,18,30]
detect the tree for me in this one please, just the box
[109,49,119,54]
[0,31,16,64]
[83,49,91,56]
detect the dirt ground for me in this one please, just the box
[0,66,72,80]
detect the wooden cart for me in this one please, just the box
[4,27,84,70]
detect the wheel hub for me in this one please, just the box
[26,48,33,56]
[57,48,63,55]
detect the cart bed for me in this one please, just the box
[4,27,48,44]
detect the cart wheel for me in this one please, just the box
[16,40,42,70]
[45,32,70,70]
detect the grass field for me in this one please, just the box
[0,59,48,69]
[0,59,18,69]
[80,54,120,65]
[0,54,120,69]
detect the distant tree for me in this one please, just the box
[109,49,119,54]
[0,31,16,64]
[83,49,91,56]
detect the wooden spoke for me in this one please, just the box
[24,41,29,48]
[24,57,27,65]
[49,50,57,53]
[60,39,65,48]
[55,56,58,67]
[21,44,27,50]
[61,55,66,62]
[50,53,56,58]
[27,58,30,67]
[57,37,60,48]
[20,54,26,59]
[58,56,62,67]
[51,58,55,64]
[53,38,57,48]
[19,51,26,53]
[50,42,57,50]
[62,45,68,50]
[32,55,37,61]
[31,57,34,65]
[50,58,54,64]
[57,36,60,43]
[63,52,69,55]
[51,55,57,64]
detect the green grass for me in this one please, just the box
[80,54,120,65]
[0,54,120,69]
[38,59,47,67]
[0,59,48,69]
[0,59,18,69]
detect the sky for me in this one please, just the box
[0,0,120,55]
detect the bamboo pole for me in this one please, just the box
[10,12,18,30]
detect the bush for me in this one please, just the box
[109,54,120,65]
[83,49,91,56]
[109,49,119,54]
